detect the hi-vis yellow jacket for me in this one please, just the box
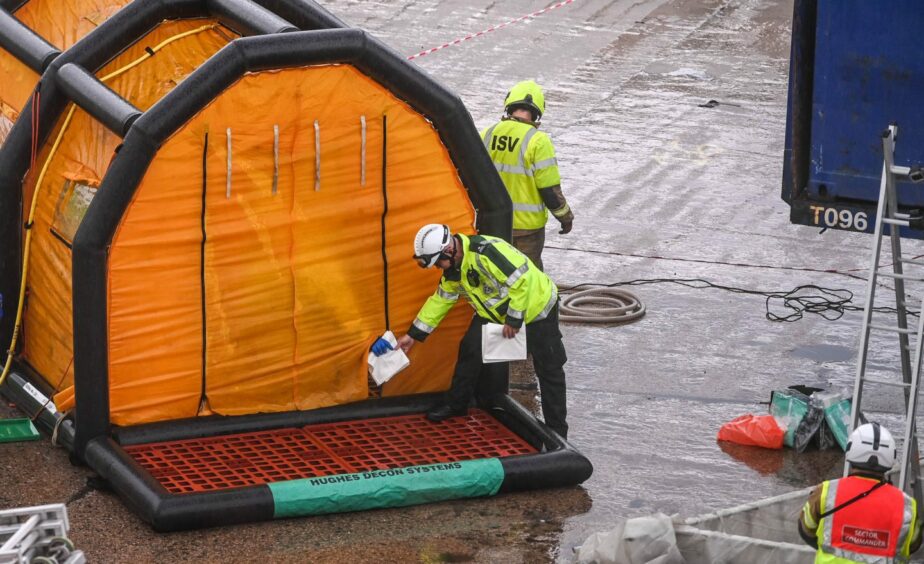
[407,234,558,341]
[481,119,567,231]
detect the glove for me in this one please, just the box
[558,218,573,235]
[371,337,394,356]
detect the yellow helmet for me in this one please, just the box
[504,80,545,121]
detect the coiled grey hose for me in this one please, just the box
[559,287,646,323]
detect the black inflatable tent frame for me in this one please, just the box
[70,24,517,450]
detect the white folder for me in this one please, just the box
[481,323,527,363]
[367,331,410,385]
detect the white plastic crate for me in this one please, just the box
[0,504,84,564]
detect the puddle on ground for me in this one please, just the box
[790,344,854,363]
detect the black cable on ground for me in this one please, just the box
[545,244,873,283]
[558,278,917,323]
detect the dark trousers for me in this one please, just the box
[446,304,568,438]
[512,229,545,271]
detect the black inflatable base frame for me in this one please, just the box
[74,393,594,532]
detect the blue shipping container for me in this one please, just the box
[783,0,924,236]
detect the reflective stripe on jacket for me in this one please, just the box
[408,234,557,341]
[481,119,561,230]
[815,476,917,563]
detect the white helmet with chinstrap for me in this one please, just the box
[413,224,452,268]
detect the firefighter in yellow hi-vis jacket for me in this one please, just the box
[481,80,573,271]
[390,224,569,438]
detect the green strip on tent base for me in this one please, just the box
[0,418,40,443]
[269,459,505,518]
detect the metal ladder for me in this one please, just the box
[849,124,924,505]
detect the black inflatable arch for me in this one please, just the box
[71,28,512,457]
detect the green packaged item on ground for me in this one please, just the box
[769,389,810,448]
[769,388,855,452]
[0,418,40,443]
[816,392,852,451]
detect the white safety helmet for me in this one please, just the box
[845,422,896,473]
[413,224,452,268]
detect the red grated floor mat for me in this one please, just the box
[124,409,537,494]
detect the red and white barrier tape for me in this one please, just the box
[407,0,577,60]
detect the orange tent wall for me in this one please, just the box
[107,65,475,426]
[20,20,233,401]
[0,0,131,141]
[0,46,34,141]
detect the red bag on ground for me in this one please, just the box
[717,414,785,449]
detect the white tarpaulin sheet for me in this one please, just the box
[575,489,816,564]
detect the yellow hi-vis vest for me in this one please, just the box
[407,234,558,341]
[481,119,561,231]
[812,476,917,563]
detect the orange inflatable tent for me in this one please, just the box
[0,0,590,531]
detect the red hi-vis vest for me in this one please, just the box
[817,476,917,563]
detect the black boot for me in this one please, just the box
[426,404,468,422]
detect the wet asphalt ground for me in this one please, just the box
[4,0,924,561]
